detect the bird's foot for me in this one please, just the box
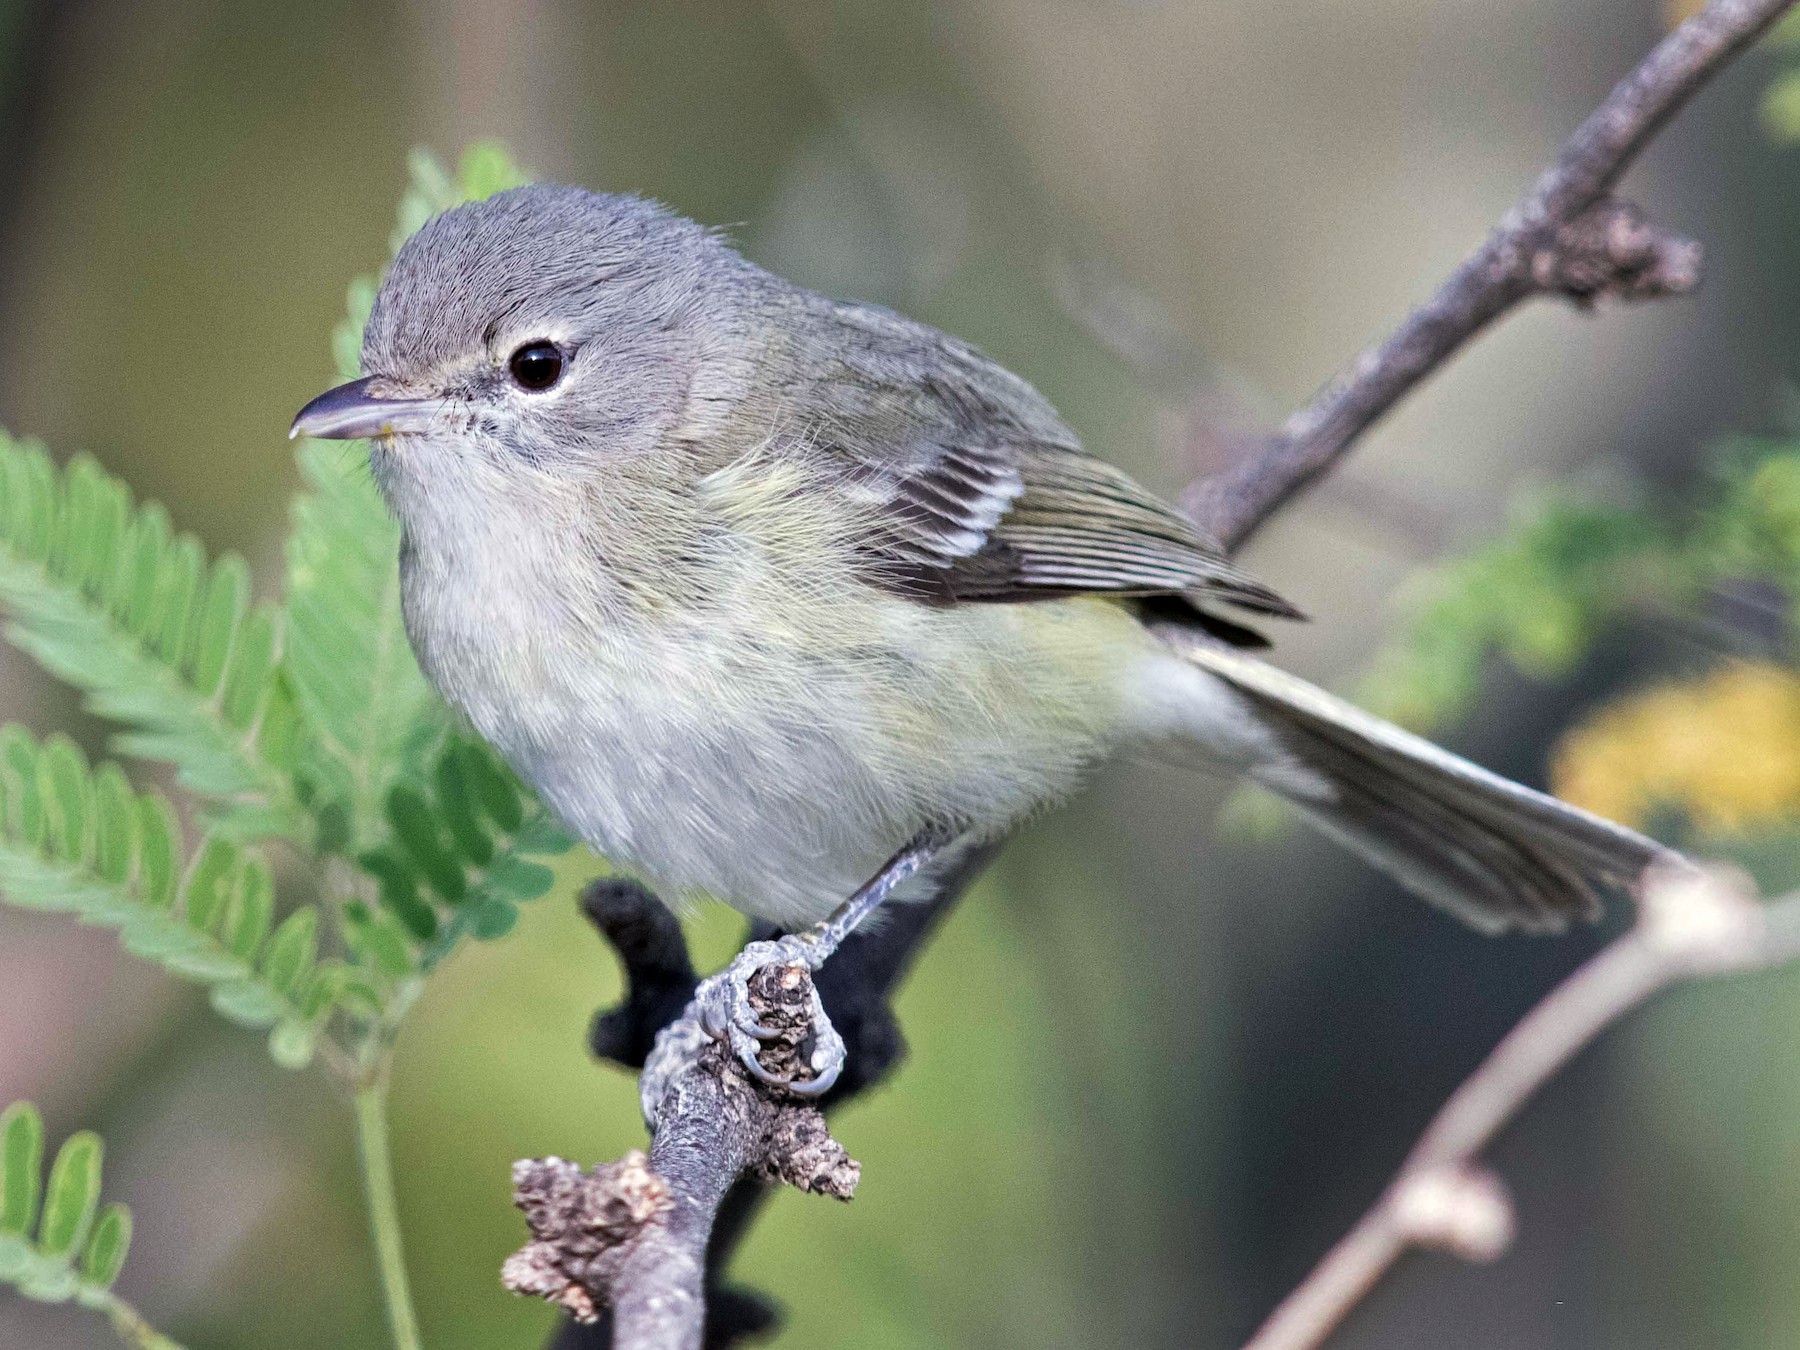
[695,936,844,1097]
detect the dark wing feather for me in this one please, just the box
[780,295,1300,622]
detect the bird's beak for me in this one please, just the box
[289,377,441,441]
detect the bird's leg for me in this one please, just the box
[694,827,950,1097]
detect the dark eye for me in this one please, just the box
[507,341,564,391]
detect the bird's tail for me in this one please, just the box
[1163,631,1677,933]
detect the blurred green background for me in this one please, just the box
[3,1,1800,1347]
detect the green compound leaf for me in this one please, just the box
[1363,495,1671,730]
[358,846,437,941]
[222,855,275,960]
[385,785,465,904]
[180,836,240,938]
[1366,437,1800,742]
[343,901,415,979]
[480,856,556,902]
[461,740,524,833]
[0,726,340,1058]
[344,737,577,972]
[434,747,493,866]
[0,441,304,842]
[281,433,448,858]
[454,140,529,203]
[0,1102,172,1347]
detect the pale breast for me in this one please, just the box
[400,521,1140,925]
[383,428,1159,924]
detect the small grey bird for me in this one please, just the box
[293,185,1674,1094]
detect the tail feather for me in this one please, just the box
[1162,630,1676,934]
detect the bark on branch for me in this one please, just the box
[513,3,1796,1346]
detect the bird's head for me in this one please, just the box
[291,184,752,522]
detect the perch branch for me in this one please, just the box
[1241,866,1800,1350]
[523,847,997,1350]
[1181,0,1790,549]
[507,1006,857,1341]
[520,3,1794,1346]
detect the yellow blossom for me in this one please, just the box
[1552,663,1800,835]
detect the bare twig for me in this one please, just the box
[1181,0,1790,549]
[1242,866,1800,1350]
[523,4,1796,1346]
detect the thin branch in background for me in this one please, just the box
[1241,865,1800,1350]
[515,3,1798,1348]
[1181,0,1789,549]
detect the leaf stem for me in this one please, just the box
[95,1290,188,1350]
[352,1078,423,1350]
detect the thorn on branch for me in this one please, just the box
[1523,197,1703,306]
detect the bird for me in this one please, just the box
[292,183,1675,1096]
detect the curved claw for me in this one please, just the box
[785,1054,842,1098]
[727,1014,781,1040]
[696,967,781,1043]
[786,987,846,1096]
[729,1026,791,1088]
